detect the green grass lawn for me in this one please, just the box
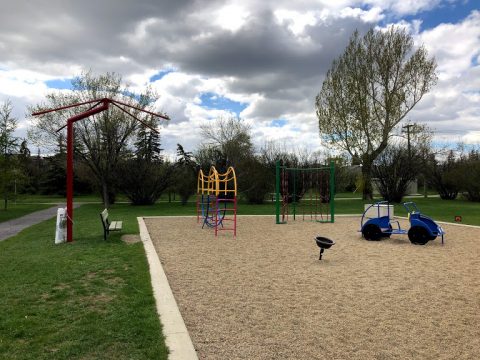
[0,204,168,360]
[0,204,53,223]
[1,194,479,359]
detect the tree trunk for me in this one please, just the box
[3,162,7,210]
[362,162,374,200]
[101,180,110,208]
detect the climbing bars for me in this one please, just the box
[197,166,237,236]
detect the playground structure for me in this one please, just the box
[275,160,335,224]
[360,201,445,245]
[197,166,237,236]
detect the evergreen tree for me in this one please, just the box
[134,117,163,162]
[117,121,171,205]
[174,144,197,205]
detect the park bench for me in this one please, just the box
[100,209,123,240]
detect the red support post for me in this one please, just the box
[215,197,218,237]
[65,101,109,243]
[66,120,74,242]
[234,196,237,238]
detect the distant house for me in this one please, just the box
[372,178,418,196]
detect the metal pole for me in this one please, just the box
[402,124,414,160]
[293,169,296,220]
[329,160,335,223]
[66,120,74,242]
[275,160,280,224]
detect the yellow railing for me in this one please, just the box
[197,166,237,196]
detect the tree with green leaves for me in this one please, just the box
[174,144,197,205]
[29,70,162,207]
[316,27,437,199]
[117,117,172,205]
[0,100,20,210]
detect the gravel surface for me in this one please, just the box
[145,216,480,360]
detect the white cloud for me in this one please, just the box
[418,11,480,78]
[214,5,250,32]
[274,9,318,36]
[0,69,52,102]
[404,11,480,145]
[0,0,478,156]
[340,6,384,23]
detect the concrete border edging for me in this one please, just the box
[138,217,198,360]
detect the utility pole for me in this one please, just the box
[402,123,417,197]
[402,123,427,198]
[402,124,414,159]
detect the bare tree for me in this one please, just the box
[199,117,253,167]
[316,27,437,199]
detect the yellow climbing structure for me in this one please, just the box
[197,166,237,236]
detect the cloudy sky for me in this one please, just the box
[0,0,479,157]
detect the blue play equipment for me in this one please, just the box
[360,201,445,245]
[199,194,226,229]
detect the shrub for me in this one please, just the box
[458,150,480,202]
[117,160,172,205]
[238,156,273,204]
[425,151,459,200]
[372,145,420,203]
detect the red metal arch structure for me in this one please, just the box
[32,98,170,243]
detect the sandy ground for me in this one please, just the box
[145,216,480,360]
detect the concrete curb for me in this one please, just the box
[138,217,198,360]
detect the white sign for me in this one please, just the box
[55,208,67,244]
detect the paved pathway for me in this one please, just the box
[0,204,80,242]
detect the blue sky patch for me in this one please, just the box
[270,119,287,127]
[149,69,175,82]
[472,54,479,67]
[45,78,73,90]
[402,0,478,31]
[199,92,247,115]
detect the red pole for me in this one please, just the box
[65,101,109,243]
[66,120,74,243]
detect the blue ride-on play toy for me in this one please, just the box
[360,201,445,245]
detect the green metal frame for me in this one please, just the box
[275,160,335,224]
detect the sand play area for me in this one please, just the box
[145,216,480,360]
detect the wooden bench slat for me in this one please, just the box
[109,221,123,231]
